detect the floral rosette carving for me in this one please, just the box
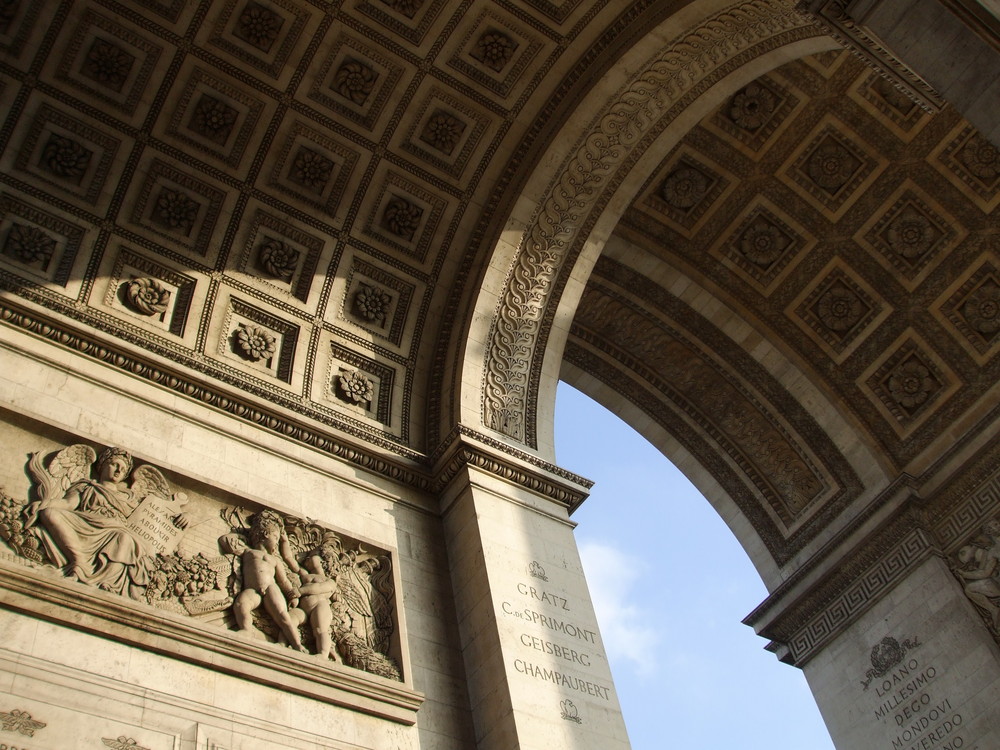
[382,196,422,240]
[806,140,856,192]
[353,284,391,324]
[82,38,134,90]
[235,324,277,362]
[660,166,708,209]
[291,148,334,191]
[41,134,91,180]
[959,135,999,183]
[885,206,934,259]
[421,111,465,155]
[124,277,171,316]
[887,359,936,409]
[4,223,56,266]
[816,285,864,332]
[739,218,787,266]
[235,3,283,51]
[257,238,299,281]
[154,189,200,232]
[334,60,377,105]
[337,370,374,405]
[963,283,1000,337]
[474,31,516,72]
[728,82,774,130]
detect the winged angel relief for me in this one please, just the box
[0,444,401,681]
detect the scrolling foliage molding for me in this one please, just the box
[481,0,815,445]
[0,441,415,718]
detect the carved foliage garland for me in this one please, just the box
[481,0,811,444]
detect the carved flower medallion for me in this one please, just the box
[963,282,1000,337]
[382,195,422,240]
[4,223,56,266]
[82,38,136,92]
[337,370,374,405]
[816,284,864,332]
[234,2,284,52]
[959,135,999,184]
[190,95,238,145]
[420,110,466,155]
[235,324,277,361]
[805,140,859,193]
[125,277,171,316]
[728,82,775,130]
[257,237,299,281]
[887,359,936,409]
[153,189,200,233]
[473,31,516,72]
[738,217,788,266]
[333,59,377,105]
[884,206,935,259]
[289,147,333,192]
[354,284,391,324]
[660,166,709,209]
[41,134,92,182]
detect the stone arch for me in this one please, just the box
[469,0,833,459]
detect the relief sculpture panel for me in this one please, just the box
[0,441,403,683]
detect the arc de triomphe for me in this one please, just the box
[0,0,997,747]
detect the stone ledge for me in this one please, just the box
[0,555,424,725]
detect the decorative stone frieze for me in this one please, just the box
[0,437,412,713]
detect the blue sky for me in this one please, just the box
[555,382,835,749]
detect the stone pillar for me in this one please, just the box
[437,434,630,750]
[804,555,1000,749]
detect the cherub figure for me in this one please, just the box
[292,544,345,661]
[24,445,187,599]
[956,519,1000,630]
[232,510,306,652]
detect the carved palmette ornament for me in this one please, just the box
[0,442,402,682]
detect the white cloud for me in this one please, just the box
[577,539,660,677]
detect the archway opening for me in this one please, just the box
[555,381,834,748]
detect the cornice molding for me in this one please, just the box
[0,301,594,508]
[432,425,593,510]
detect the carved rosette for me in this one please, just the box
[728,82,775,130]
[41,133,92,182]
[958,135,999,186]
[382,195,422,240]
[257,237,299,281]
[962,281,1000,338]
[4,223,56,266]
[233,2,284,52]
[472,30,516,72]
[482,0,811,442]
[353,284,391,324]
[420,110,465,155]
[336,369,375,406]
[815,283,864,332]
[124,277,171,316]
[153,188,200,233]
[235,323,277,361]
[334,59,377,105]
